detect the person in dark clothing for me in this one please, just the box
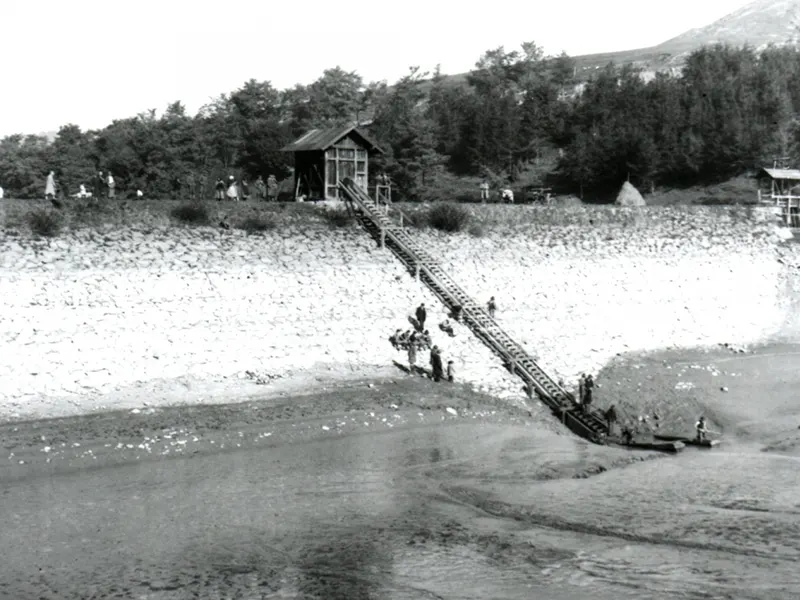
[430,346,444,382]
[621,425,634,445]
[215,178,226,201]
[446,360,455,383]
[415,303,427,330]
[696,416,709,441]
[94,171,105,200]
[241,177,250,201]
[604,404,618,435]
[409,331,420,349]
[487,296,497,318]
[583,374,595,413]
[440,319,455,337]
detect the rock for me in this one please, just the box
[721,386,728,392]
[446,407,458,416]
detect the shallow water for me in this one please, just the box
[1,417,798,600]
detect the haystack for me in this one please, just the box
[615,181,646,206]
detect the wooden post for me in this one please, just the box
[379,228,385,248]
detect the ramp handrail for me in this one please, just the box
[338,178,609,442]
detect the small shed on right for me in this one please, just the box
[757,167,800,227]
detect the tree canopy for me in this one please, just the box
[3,43,800,200]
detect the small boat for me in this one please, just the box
[654,434,720,448]
[626,440,685,453]
[608,437,685,453]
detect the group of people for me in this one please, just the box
[479,180,515,204]
[41,170,120,201]
[36,170,281,202]
[390,328,433,351]
[390,303,455,383]
[215,175,278,202]
[389,296,501,382]
[577,373,595,413]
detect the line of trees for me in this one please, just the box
[4,43,800,201]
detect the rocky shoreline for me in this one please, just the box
[2,202,798,426]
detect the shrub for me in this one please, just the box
[468,223,484,237]
[427,203,471,232]
[70,199,112,227]
[27,209,62,237]
[321,206,354,228]
[170,203,209,225]
[238,214,277,233]
[455,192,479,204]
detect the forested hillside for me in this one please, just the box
[3,43,800,202]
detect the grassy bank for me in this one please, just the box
[1,195,778,242]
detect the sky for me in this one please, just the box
[0,0,754,138]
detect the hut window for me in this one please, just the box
[338,149,356,160]
[340,161,356,180]
[326,161,337,185]
[356,149,367,160]
[356,160,367,175]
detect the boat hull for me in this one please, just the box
[654,434,720,448]
[609,438,685,453]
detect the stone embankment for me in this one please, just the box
[419,206,793,387]
[1,205,798,421]
[0,225,527,421]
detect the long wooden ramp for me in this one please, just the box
[338,178,610,443]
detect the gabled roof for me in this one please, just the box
[759,167,800,181]
[281,123,384,153]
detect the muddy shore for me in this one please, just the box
[6,341,800,484]
[3,344,800,599]
[2,371,661,484]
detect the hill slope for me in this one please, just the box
[574,0,800,76]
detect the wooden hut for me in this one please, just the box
[281,124,384,201]
[757,166,800,227]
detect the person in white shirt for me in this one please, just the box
[501,188,514,203]
[45,171,56,199]
[0,185,4,199]
[107,173,116,199]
